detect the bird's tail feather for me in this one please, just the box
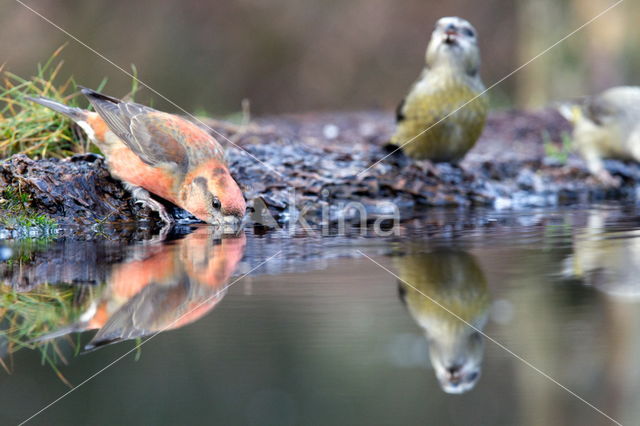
[26,96,86,121]
[27,322,89,344]
[78,86,122,105]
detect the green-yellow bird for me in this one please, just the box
[390,17,488,163]
[396,249,490,394]
[560,86,640,186]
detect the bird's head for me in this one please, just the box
[427,329,484,394]
[181,161,246,226]
[557,103,584,126]
[426,16,480,76]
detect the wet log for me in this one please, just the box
[1,109,639,238]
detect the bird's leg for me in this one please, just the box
[448,161,468,179]
[582,149,621,188]
[449,160,464,171]
[595,169,621,188]
[127,184,175,226]
[382,143,411,168]
[149,222,172,244]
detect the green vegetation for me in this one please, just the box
[0,187,57,233]
[0,236,102,386]
[0,45,143,161]
[544,131,573,165]
[0,283,99,386]
[2,237,51,266]
[0,45,102,159]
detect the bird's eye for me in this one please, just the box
[462,27,475,38]
[211,196,221,209]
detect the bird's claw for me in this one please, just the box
[130,186,175,227]
[595,170,622,188]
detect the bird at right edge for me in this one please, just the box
[390,17,489,163]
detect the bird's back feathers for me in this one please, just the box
[80,87,226,174]
[583,86,640,127]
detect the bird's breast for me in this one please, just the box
[394,75,488,161]
[107,145,179,203]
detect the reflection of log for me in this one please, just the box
[0,240,126,291]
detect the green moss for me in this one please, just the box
[0,187,57,233]
[544,131,573,165]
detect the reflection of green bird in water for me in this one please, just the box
[563,210,640,299]
[396,249,490,394]
[390,17,488,163]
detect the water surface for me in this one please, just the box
[1,204,639,425]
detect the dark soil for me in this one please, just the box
[227,108,639,220]
[1,108,639,238]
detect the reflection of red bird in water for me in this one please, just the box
[88,227,246,349]
[27,89,246,225]
[39,228,246,349]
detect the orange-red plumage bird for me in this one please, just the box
[28,89,246,225]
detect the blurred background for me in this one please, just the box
[1,0,639,116]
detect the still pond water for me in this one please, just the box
[1,204,639,426]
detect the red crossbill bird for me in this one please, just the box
[27,88,246,225]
